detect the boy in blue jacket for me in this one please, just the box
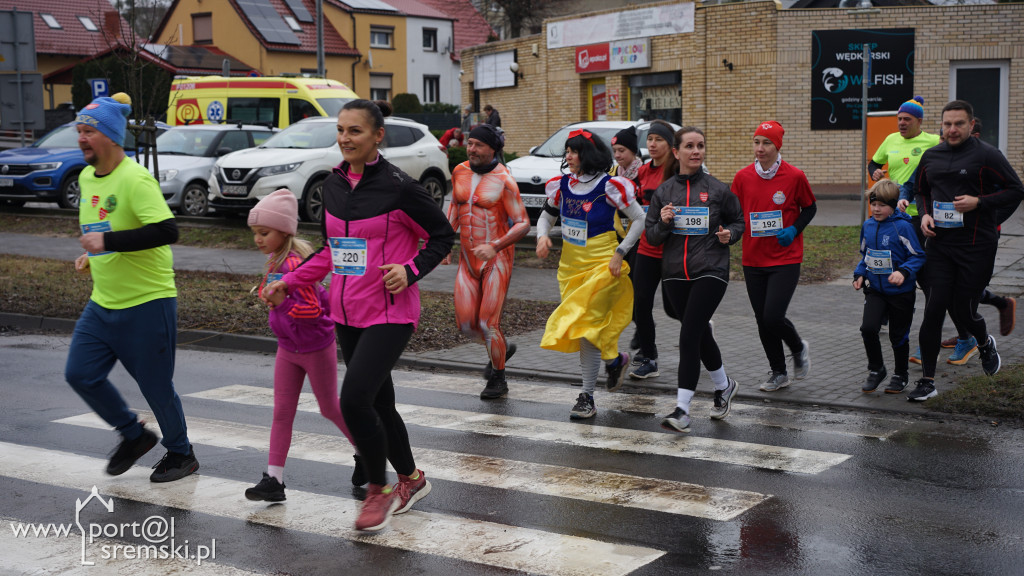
[854,179,926,394]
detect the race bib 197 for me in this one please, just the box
[561,216,588,247]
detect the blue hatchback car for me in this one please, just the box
[0,121,169,209]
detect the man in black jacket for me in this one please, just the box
[910,99,1024,401]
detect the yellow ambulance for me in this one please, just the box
[166,76,359,128]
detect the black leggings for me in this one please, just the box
[743,264,804,374]
[632,253,661,360]
[861,289,915,377]
[662,277,727,392]
[337,323,416,485]
[919,241,996,379]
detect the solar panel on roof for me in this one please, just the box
[343,0,398,12]
[237,0,302,45]
[283,0,314,23]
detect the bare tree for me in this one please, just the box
[481,0,554,39]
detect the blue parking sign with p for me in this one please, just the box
[88,79,109,99]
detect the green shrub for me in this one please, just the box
[424,102,459,114]
[391,93,423,113]
[448,146,467,172]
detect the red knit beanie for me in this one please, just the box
[247,189,298,236]
[754,121,784,150]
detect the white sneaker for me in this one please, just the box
[793,339,810,380]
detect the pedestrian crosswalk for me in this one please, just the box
[5,378,871,575]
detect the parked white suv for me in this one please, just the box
[208,116,451,222]
[506,120,681,222]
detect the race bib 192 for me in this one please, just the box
[749,210,783,237]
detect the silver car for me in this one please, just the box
[150,124,276,216]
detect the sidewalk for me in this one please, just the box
[3,198,1023,416]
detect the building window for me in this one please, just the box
[422,28,437,52]
[192,13,212,44]
[369,74,392,101]
[423,75,440,104]
[284,15,301,32]
[370,27,393,49]
[41,14,61,29]
[77,16,98,31]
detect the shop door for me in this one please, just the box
[950,61,1008,154]
[588,79,607,121]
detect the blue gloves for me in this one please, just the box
[776,226,798,247]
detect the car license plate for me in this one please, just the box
[522,195,546,208]
[0,178,13,187]
[222,184,248,197]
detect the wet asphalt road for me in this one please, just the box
[2,333,1023,575]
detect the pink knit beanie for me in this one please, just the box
[247,189,298,236]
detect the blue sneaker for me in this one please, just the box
[946,336,978,366]
[909,346,921,365]
[629,357,659,379]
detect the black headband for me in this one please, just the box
[869,191,898,210]
[647,122,675,146]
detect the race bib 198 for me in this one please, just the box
[749,210,783,237]
[329,237,368,275]
[672,206,710,236]
[932,201,964,228]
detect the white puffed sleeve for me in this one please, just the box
[603,176,637,210]
[544,175,562,209]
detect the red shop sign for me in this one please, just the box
[575,43,610,73]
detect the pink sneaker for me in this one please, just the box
[354,484,399,532]
[393,469,431,514]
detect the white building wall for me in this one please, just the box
[404,16,460,106]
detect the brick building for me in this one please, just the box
[460,1,1024,192]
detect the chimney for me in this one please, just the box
[105,10,122,41]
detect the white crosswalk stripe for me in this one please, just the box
[0,442,665,576]
[391,372,909,439]
[188,385,852,474]
[57,411,770,522]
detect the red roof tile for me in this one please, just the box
[413,0,494,60]
[1,0,132,57]
[383,0,453,21]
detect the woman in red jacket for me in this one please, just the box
[731,121,816,392]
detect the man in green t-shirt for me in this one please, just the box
[65,94,199,483]
[867,96,941,219]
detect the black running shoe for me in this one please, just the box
[862,367,888,393]
[245,472,286,502]
[480,370,509,399]
[150,446,199,483]
[978,335,1001,376]
[106,426,158,476]
[351,454,367,487]
[569,393,596,419]
[483,343,517,381]
[885,374,909,394]
[907,379,937,402]
[606,353,629,392]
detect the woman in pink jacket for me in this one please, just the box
[264,100,455,533]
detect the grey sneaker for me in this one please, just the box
[661,407,691,433]
[759,371,790,392]
[710,378,738,420]
[569,393,596,419]
[793,339,811,379]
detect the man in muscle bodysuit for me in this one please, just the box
[443,124,530,399]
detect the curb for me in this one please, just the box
[1,311,942,420]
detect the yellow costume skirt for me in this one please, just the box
[540,231,634,359]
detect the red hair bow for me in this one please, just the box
[567,129,593,142]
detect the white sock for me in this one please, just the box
[676,388,695,413]
[709,366,729,390]
[267,465,284,483]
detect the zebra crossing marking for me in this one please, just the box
[57,412,771,522]
[391,372,907,439]
[186,385,852,474]
[0,441,664,576]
